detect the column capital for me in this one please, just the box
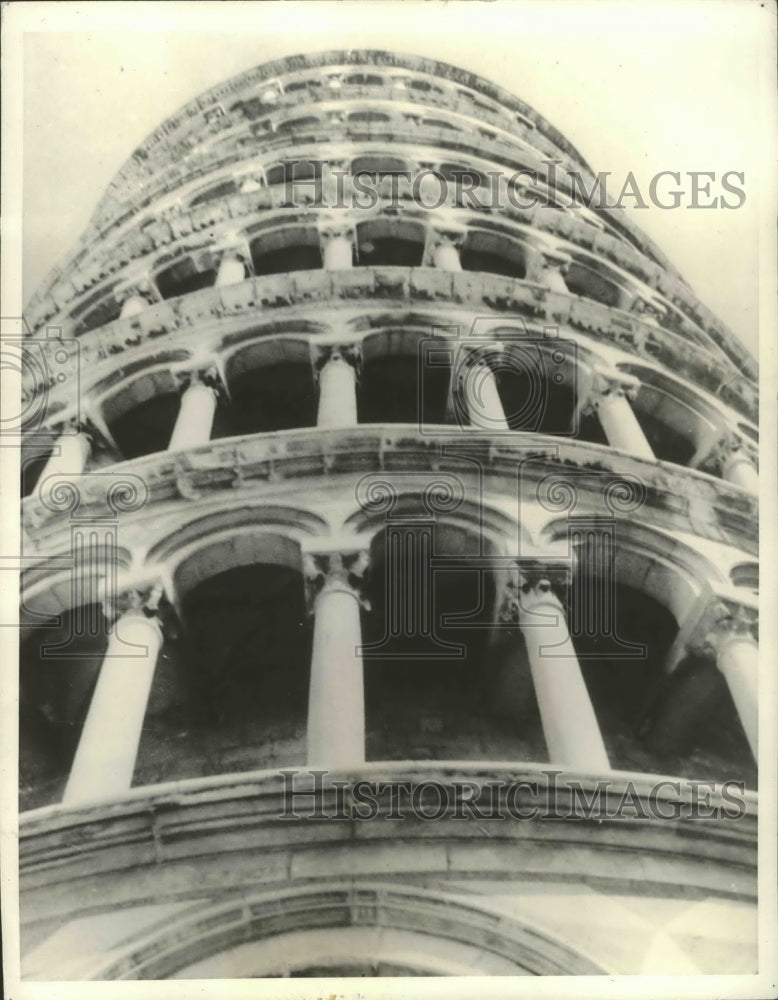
[102,582,166,630]
[700,431,759,479]
[312,342,363,382]
[318,222,356,244]
[524,244,570,285]
[303,548,370,611]
[586,367,642,408]
[52,416,93,442]
[211,239,249,262]
[174,364,225,398]
[118,290,154,318]
[687,594,758,658]
[498,560,572,624]
[629,295,667,326]
[430,229,465,250]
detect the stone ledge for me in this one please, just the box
[22,268,757,424]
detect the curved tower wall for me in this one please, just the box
[19,50,758,979]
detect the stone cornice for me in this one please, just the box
[29,121,679,317]
[27,187,738,379]
[20,427,758,572]
[22,269,757,426]
[18,764,757,946]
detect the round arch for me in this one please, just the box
[89,882,604,979]
[540,516,723,625]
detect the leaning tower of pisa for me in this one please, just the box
[18,50,758,979]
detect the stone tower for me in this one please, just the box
[19,51,758,978]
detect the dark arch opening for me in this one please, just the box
[19,605,110,810]
[356,219,426,267]
[249,227,322,275]
[351,155,409,176]
[190,179,238,207]
[72,292,123,336]
[134,562,310,786]
[460,231,527,280]
[495,344,577,434]
[358,331,452,425]
[568,565,755,786]
[266,160,324,187]
[629,385,702,466]
[638,652,757,788]
[227,359,317,433]
[564,261,623,308]
[107,388,181,458]
[21,444,55,498]
[155,257,217,300]
[362,520,541,761]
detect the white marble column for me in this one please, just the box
[216,253,246,287]
[316,351,358,427]
[39,429,91,484]
[716,438,758,494]
[460,352,508,430]
[63,610,163,805]
[120,295,150,319]
[666,593,758,761]
[305,554,366,767]
[517,581,610,771]
[716,629,758,758]
[432,238,461,271]
[322,233,354,269]
[590,371,654,460]
[168,378,217,450]
[540,261,570,294]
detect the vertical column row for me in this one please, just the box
[60,546,624,806]
[33,353,757,494]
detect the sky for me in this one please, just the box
[15,1,776,356]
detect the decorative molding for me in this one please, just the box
[311,341,363,383]
[302,546,370,610]
[498,559,572,623]
[24,270,755,427]
[700,431,759,478]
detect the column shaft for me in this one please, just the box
[518,591,610,770]
[120,295,149,318]
[323,235,353,269]
[168,381,217,450]
[216,255,245,287]
[63,612,162,805]
[432,241,461,271]
[462,361,509,431]
[40,431,91,482]
[542,268,569,294]
[596,391,654,460]
[317,358,358,427]
[717,633,758,757]
[307,586,365,766]
[720,452,758,493]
